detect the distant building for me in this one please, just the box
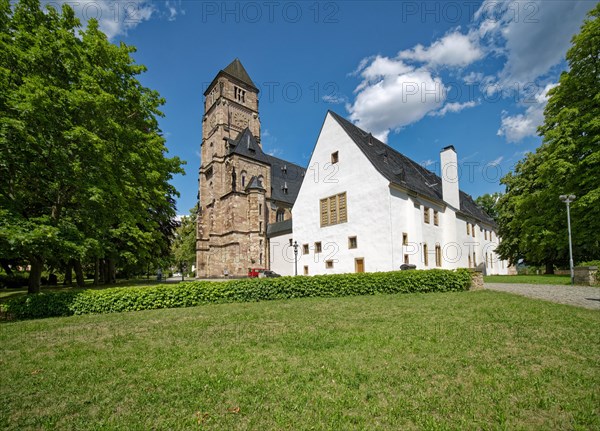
[197,60,508,277]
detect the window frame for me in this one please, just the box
[320,192,348,227]
[331,151,339,164]
[348,236,357,249]
[314,242,322,253]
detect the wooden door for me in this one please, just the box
[355,258,365,273]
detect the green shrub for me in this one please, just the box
[578,260,600,267]
[3,269,472,320]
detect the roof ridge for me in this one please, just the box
[328,110,441,180]
[326,111,495,226]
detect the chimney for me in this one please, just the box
[440,145,460,209]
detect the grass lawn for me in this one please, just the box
[1,291,598,430]
[484,274,573,285]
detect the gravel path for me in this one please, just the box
[485,283,600,310]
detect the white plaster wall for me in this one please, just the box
[268,232,294,276]
[292,113,392,275]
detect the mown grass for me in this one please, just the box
[484,274,573,285]
[1,290,598,430]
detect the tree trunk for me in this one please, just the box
[545,262,555,275]
[93,259,99,286]
[0,259,13,276]
[73,260,85,287]
[28,256,43,294]
[107,258,116,284]
[102,259,110,284]
[64,260,73,285]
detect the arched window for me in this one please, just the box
[241,170,247,188]
[276,208,285,222]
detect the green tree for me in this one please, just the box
[0,0,183,292]
[171,209,198,279]
[496,4,600,272]
[475,192,502,222]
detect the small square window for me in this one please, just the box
[315,242,322,253]
[289,238,293,246]
[348,236,357,249]
[303,265,309,275]
[402,232,408,246]
[404,254,409,264]
[331,151,339,164]
[326,260,334,269]
[303,244,309,255]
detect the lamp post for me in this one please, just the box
[293,241,299,276]
[559,194,576,285]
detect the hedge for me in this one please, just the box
[2,269,472,320]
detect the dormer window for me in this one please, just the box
[234,86,246,103]
[281,164,287,174]
[282,182,288,194]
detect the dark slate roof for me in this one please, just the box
[228,128,271,164]
[227,129,306,206]
[203,59,259,96]
[267,219,293,238]
[246,176,265,191]
[266,154,305,205]
[222,58,258,90]
[327,111,496,227]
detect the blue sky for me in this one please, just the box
[49,0,595,214]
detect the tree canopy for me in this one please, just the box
[496,4,600,272]
[171,209,198,278]
[0,0,184,292]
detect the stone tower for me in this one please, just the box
[196,59,269,277]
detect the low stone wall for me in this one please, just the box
[469,269,484,291]
[574,266,598,286]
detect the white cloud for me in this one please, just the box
[43,0,172,40]
[489,156,504,166]
[475,0,591,84]
[421,159,436,167]
[322,94,347,104]
[497,83,557,143]
[348,63,445,142]
[359,56,413,81]
[430,100,478,117]
[398,31,484,68]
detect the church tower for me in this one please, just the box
[196,59,269,277]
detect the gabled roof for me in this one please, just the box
[203,59,259,96]
[327,111,496,227]
[228,128,271,164]
[227,129,306,206]
[246,176,265,191]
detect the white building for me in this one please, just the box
[269,111,509,276]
